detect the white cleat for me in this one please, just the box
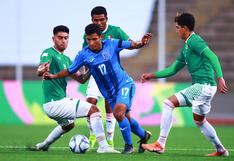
[97,145,120,153]
[36,142,49,151]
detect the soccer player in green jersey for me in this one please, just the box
[83,6,131,148]
[34,25,119,153]
[140,13,229,157]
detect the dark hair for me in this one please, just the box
[91,6,107,17]
[85,24,102,36]
[53,25,69,35]
[174,13,195,31]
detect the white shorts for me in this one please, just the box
[174,83,217,115]
[86,76,103,100]
[43,98,92,126]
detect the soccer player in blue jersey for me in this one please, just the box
[43,23,152,154]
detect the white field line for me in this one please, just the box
[0,146,234,152]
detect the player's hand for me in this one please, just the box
[141,33,152,45]
[218,77,228,94]
[43,72,55,80]
[141,73,155,83]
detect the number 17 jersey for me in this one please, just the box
[68,39,133,99]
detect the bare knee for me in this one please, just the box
[193,113,206,126]
[87,97,98,105]
[62,122,75,132]
[87,105,100,117]
[113,111,125,122]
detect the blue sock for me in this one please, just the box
[118,117,132,145]
[130,118,145,139]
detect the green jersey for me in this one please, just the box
[40,47,72,103]
[82,24,129,47]
[177,33,216,85]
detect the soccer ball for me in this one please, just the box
[69,135,90,153]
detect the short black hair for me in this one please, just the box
[174,13,195,31]
[85,24,102,36]
[53,25,69,35]
[91,6,107,17]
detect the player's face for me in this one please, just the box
[53,32,69,52]
[175,23,186,40]
[86,33,102,52]
[92,14,107,31]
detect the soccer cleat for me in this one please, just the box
[142,141,165,154]
[122,144,134,154]
[26,142,49,151]
[206,150,229,157]
[138,131,152,153]
[89,134,97,149]
[97,145,120,153]
[107,140,114,148]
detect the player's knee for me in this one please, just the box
[163,99,175,109]
[62,123,75,132]
[88,105,100,116]
[87,97,98,105]
[113,111,125,122]
[194,118,206,127]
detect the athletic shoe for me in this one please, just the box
[89,134,96,149]
[142,141,165,154]
[206,150,229,157]
[138,131,152,153]
[26,142,49,151]
[107,140,114,148]
[122,144,134,154]
[97,145,120,153]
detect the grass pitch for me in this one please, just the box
[0,124,233,161]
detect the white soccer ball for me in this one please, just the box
[69,135,90,153]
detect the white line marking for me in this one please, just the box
[0,146,234,152]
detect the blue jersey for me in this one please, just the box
[68,39,134,99]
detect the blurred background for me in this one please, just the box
[0,0,234,126]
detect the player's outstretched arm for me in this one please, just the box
[129,33,152,49]
[141,73,156,83]
[70,69,91,84]
[43,69,70,80]
[37,62,50,76]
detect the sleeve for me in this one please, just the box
[82,33,88,48]
[116,27,130,41]
[154,60,185,78]
[67,51,84,74]
[176,49,186,64]
[112,39,131,53]
[40,52,52,64]
[187,36,208,55]
[202,47,223,78]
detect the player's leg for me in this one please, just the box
[86,97,98,148]
[113,103,133,154]
[193,113,228,157]
[77,100,120,153]
[125,112,151,153]
[192,85,228,157]
[85,76,102,148]
[36,121,74,151]
[105,100,116,147]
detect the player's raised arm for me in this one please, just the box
[129,33,152,49]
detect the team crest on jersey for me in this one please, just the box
[108,35,112,38]
[101,50,110,60]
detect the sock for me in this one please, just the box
[158,100,174,147]
[90,112,108,147]
[43,125,65,145]
[87,117,94,136]
[118,117,132,145]
[196,119,225,152]
[106,113,116,141]
[129,118,145,139]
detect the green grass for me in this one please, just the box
[0,124,233,161]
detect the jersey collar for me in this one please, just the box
[53,47,64,54]
[102,24,109,34]
[185,32,195,43]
